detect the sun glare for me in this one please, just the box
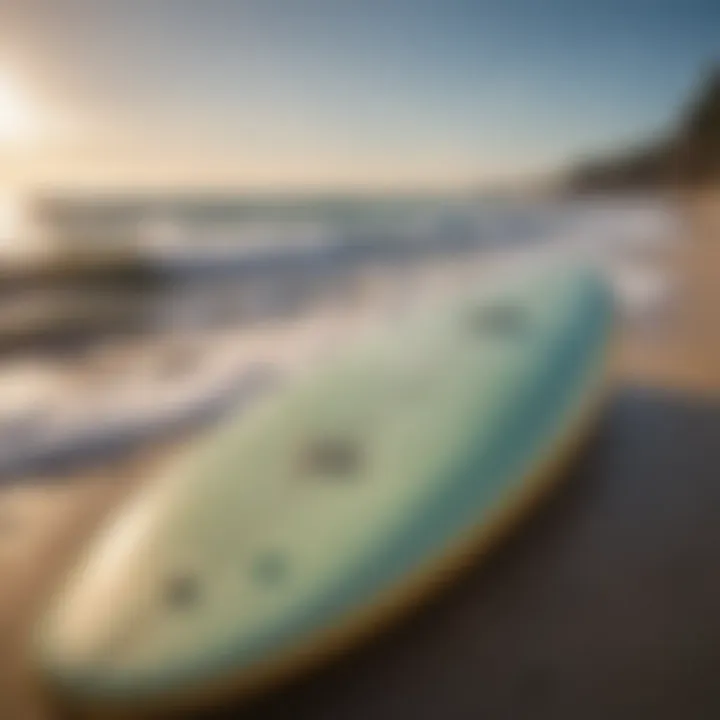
[0,73,35,143]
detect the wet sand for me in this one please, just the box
[615,191,720,395]
[0,197,719,719]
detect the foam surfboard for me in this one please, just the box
[34,265,615,715]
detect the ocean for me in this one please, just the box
[30,193,668,258]
[0,192,677,353]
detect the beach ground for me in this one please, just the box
[0,195,719,719]
[615,192,720,395]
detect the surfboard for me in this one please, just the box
[34,265,615,715]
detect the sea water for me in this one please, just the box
[14,192,677,334]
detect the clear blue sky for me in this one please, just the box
[1,0,718,189]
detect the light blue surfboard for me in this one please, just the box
[34,265,615,715]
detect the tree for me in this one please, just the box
[676,65,720,186]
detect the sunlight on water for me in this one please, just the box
[0,71,36,143]
[0,190,24,245]
[0,190,52,265]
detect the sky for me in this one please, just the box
[0,0,718,191]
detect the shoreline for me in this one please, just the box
[614,189,720,395]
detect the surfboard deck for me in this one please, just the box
[34,265,615,716]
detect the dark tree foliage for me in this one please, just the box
[566,140,674,193]
[676,66,720,186]
[566,64,720,192]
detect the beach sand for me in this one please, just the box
[0,196,718,719]
[614,191,720,395]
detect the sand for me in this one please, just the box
[614,191,720,395]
